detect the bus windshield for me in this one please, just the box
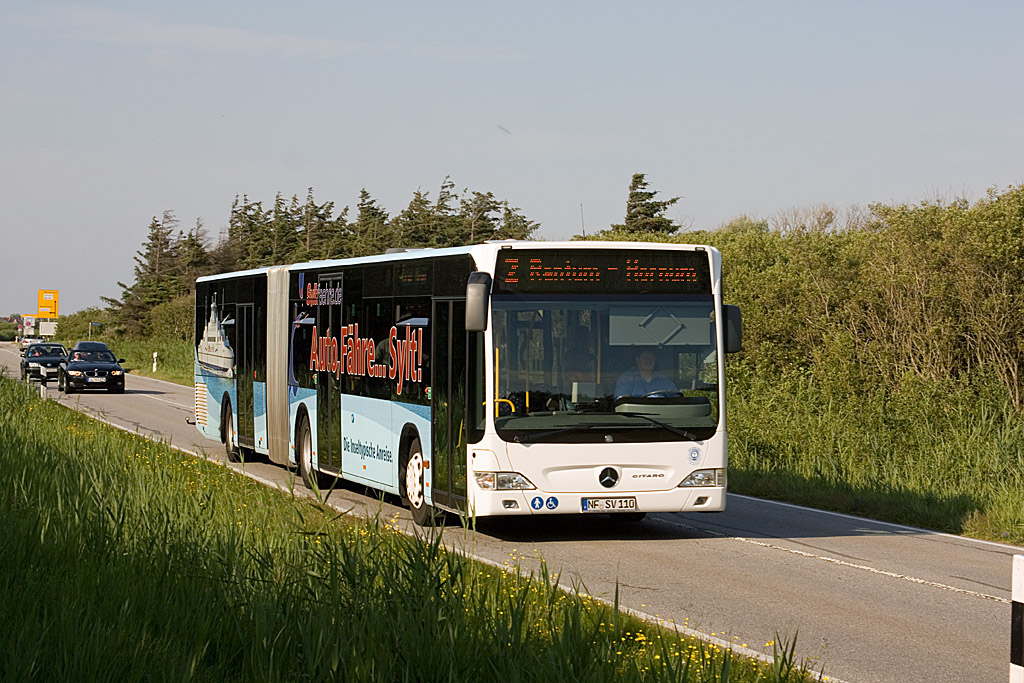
[491,294,720,443]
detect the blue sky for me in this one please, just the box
[2,1,1022,315]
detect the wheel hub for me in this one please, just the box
[406,453,424,508]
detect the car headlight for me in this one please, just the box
[677,469,726,487]
[474,471,536,490]
[110,370,123,376]
[67,370,84,377]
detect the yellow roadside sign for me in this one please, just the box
[37,289,59,317]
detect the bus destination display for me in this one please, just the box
[494,249,711,294]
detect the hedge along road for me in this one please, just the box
[1,340,1017,683]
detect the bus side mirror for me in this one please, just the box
[724,304,742,353]
[465,272,492,332]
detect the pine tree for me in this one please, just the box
[106,211,181,335]
[176,218,212,295]
[350,189,390,256]
[394,189,437,249]
[228,195,272,268]
[431,177,465,247]
[270,192,301,264]
[611,173,680,234]
[495,202,540,240]
[297,187,345,260]
[458,191,501,244]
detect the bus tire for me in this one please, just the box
[222,398,241,463]
[296,415,317,490]
[404,438,434,526]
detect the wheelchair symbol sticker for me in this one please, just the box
[545,497,558,510]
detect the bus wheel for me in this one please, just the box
[296,415,317,490]
[405,439,434,526]
[222,399,241,463]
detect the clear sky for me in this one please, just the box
[2,1,1022,315]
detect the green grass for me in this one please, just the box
[105,336,194,385]
[0,377,818,682]
[727,366,1024,545]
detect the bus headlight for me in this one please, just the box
[678,469,726,487]
[475,472,536,490]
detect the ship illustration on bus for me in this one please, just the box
[197,294,234,379]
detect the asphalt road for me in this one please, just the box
[2,341,1019,682]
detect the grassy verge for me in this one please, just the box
[0,377,817,682]
[728,367,1024,545]
[106,336,194,385]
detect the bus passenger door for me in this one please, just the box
[431,299,468,511]
[316,276,343,473]
[236,303,255,449]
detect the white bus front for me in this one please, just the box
[466,244,739,519]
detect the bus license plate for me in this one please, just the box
[581,497,636,512]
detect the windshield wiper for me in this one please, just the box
[614,411,700,441]
[513,423,610,444]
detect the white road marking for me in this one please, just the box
[655,516,1010,604]
[732,493,1024,553]
[134,391,192,410]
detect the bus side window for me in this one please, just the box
[363,299,391,400]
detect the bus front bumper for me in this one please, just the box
[469,486,725,517]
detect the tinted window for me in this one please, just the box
[433,256,476,297]
[364,264,393,298]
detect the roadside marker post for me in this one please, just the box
[1013,555,1023,683]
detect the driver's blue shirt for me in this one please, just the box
[614,369,676,398]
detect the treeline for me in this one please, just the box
[591,184,1024,411]
[88,179,540,340]
[80,172,678,342]
[80,174,1024,412]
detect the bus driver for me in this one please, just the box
[614,349,676,399]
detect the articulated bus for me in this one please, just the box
[194,241,742,525]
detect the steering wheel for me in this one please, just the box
[641,389,681,398]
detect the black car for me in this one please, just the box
[58,343,126,394]
[70,340,111,353]
[20,342,68,382]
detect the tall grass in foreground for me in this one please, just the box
[728,367,1024,544]
[0,378,817,683]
